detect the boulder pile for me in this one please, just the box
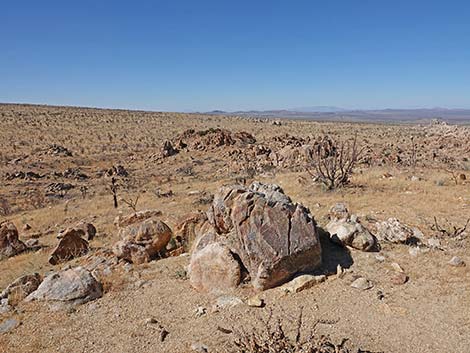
[188,182,322,292]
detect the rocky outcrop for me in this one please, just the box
[189,182,322,291]
[0,221,27,258]
[113,211,172,264]
[325,203,377,251]
[49,228,89,265]
[26,267,102,306]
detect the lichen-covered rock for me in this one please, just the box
[0,221,27,258]
[326,203,377,252]
[189,182,322,291]
[26,267,102,306]
[49,228,89,265]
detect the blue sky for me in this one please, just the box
[1,1,470,111]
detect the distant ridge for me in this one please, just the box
[204,107,470,123]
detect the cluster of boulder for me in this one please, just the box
[186,182,322,292]
[0,180,436,316]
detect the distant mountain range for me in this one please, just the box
[205,108,470,123]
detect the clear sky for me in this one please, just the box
[1,0,470,112]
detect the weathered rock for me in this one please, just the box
[375,218,416,244]
[281,274,326,293]
[25,238,40,249]
[391,262,405,273]
[114,209,162,228]
[75,222,97,241]
[191,182,322,291]
[448,256,466,267]
[427,238,441,249]
[212,295,244,311]
[246,296,264,307]
[326,204,376,251]
[0,273,42,305]
[191,343,209,353]
[26,267,102,306]
[113,241,150,265]
[174,211,209,252]
[49,229,89,265]
[0,318,20,334]
[0,221,27,258]
[189,243,241,293]
[113,216,172,264]
[391,273,408,285]
[350,277,373,290]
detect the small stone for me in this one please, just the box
[375,254,386,262]
[448,256,466,267]
[350,277,373,290]
[159,329,169,342]
[281,274,326,294]
[191,343,209,353]
[0,318,20,334]
[195,306,207,317]
[212,295,243,312]
[23,224,31,231]
[246,296,264,307]
[376,290,385,300]
[408,247,420,257]
[336,264,344,279]
[391,273,408,285]
[145,317,158,325]
[427,238,441,249]
[391,262,405,273]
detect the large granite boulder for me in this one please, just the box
[26,267,102,306]
[0,221,27,258]
[325,203,377,251]
[189,182,322,291]
[113,211,172,264]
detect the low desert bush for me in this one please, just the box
[231,308,379,353]
[307,134,364,190]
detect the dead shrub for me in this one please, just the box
[230,308,379,353]
[307,134,364,190]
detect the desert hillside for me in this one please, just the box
[1,104,469,353]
